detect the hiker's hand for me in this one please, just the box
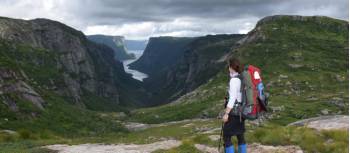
[222,114,229,122]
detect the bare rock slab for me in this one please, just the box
[249,143,303,153]
[45,140,181,153]
[288,115,349,131]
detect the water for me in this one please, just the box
[122,50,148,81]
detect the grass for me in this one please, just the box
[246,123,349,153]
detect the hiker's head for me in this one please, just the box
[228,57,243,74]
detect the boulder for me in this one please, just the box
[328,97,346,108]
[320,109,329,115]
[288,63,304,69]
[279,74,288,79]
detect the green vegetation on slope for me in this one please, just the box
[0,39,126,143]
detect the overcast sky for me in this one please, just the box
[0,0,348,40]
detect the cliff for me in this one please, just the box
[0,17,144,114]
[88,35,135,61]
[128,36,195,76]
[143,34,245,105]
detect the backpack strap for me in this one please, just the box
[233,74,244,93]
[234,74,243,123]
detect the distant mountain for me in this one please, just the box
[88,35,135,61]
[125,39,148,51]
[128,36,196,76]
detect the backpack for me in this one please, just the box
[226,65,268,121]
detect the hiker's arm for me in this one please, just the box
[224,107,232,115]
[223,78,240,122]
[226,78,241,109]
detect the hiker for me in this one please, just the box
[222,57,247,153]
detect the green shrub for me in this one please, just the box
[18,129,33,139]
[0,132,17,142]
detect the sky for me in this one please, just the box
[0,0,348,40]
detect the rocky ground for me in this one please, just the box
[195,143,303,153]
[45,140,182,153]
[45,141,304,153]
[42,115,348,153]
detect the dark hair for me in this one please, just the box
[228,57,243,74]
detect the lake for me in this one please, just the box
[122,50,148,81]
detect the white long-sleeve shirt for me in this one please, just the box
[226,72,242,108]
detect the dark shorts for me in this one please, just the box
[223,115,246,136]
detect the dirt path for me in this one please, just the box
[44,140,181,153]
[195,143,303,153]
[123,118,211,131]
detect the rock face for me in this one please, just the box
[288,115,349,131]
[143,34,244,105]
[0,16,143,111]
[88,35,135,61]
[128,36,195,76]
[0,68,45,111]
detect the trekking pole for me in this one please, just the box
[218,122,224,153]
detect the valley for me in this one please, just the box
[0,15,348,153]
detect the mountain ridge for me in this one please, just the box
[128,36,196,76]
[87,34,135,61]
[129,15,349,124]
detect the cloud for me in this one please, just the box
[0,0,348,40]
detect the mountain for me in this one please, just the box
[129,15,349,125]
[128,36,196,76]
[0,16,146,115]
[0,15,348,153]
[125,39,148,51]
[87,35,135,61]
[143,34,245,105]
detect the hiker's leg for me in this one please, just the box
[237,134,246,145]
[224,135,234,153]
[237,134,246,153]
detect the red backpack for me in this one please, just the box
[228,65,268,121]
